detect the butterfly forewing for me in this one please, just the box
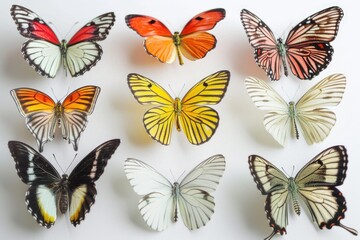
[125,14,172,37]
[11,5,59,44]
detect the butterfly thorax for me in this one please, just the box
[288,177,301,215]
[174,98,182,131]
[172,32,184,65]
[173,182,180,222]
[288,101,299,139]
[57,174,70,214]
[277,38,289,76]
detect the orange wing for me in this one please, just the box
[11,88,56,116]
[180,8,226,35]
[10,88,57,152]
[125,14,172,37]
[61,86,100,151]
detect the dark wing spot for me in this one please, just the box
[147,83,152,88]
[203,82,208,87]
[149,19,156,24]
[195,16,204,21]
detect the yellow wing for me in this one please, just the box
[127,73,175,145]
[180,70,230,144]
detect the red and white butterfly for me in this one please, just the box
[240,7,343,80]
[10,5,115,78]
[125,8,225,65]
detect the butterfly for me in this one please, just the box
[240,7,343,80]
[10,5,115,78]
[8,139,120,228]
[127,70,230,145]
[10,85,100,152]
[245,73,345,146]
[124,154,225,231]
[249,145,358,239]
[125,8,225,65]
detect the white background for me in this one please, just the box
[0,0,358,239]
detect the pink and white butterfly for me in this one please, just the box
[11,5,115,78]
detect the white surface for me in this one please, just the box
[0,0,358,239]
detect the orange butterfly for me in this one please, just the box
[125,8,225,65]
[10,86,100,152]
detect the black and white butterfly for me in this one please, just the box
[10,5,115,78]
[8,139,120,228]
[248,145,358,239]
[124,154,225,231]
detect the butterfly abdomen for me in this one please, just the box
[289,102,299,139]
[173,182,180,222]
[58,175,70,214]
[289,178,301,215]
[174,98,182,131]
[172,33,184,65]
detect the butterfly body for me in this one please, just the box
[241,7,343,80]
[125,8,225,65]
[11,5,115,78]
[9,139,120,228]
[249,146,358,239]
[11,85,100,152]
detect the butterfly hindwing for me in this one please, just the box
[124,155,225,231]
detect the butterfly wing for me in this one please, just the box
[127,73,176,145]
[66,12,115,77]
[245,77,291,146]
[240,9,281,80]
[285,7,343,80]
[10,5,62,78]
[61,85,100,151]
[68,139,120,226]
[178,154,225,230]
[8,141,61,228]
[248,155,290,237]
[10,88,57,152]
[295,146,357,235]
[178,8,225,62]
[124,158,174,231]
[125,14,176,63]
[180,70,230,145]
[295,74,346,144]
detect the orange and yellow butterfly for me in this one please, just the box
[127,70,230,145]
[125,8,226,65]
[10,86,100,152]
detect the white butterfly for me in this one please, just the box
[245,73,346,146]
[249,145,358,239]
[124,154,225,231]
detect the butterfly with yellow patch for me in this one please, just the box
[127,70,230,145]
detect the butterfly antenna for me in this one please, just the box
[48,21,62,38]
[177,170,186,182]
[64,21,79,40]
[291,165,295,177]
[53,154,65,174]
[281,167,290,178]
[64,154,78,174]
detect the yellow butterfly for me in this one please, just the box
[127,70,230,145]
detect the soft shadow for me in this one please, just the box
[112,169,154,232]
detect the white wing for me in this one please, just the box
[66,42,102,77]
[124,158,174,231]
[22,40,62,78]
[296,73,346,144]
[245,76,290,146]
[178,154,226,230]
